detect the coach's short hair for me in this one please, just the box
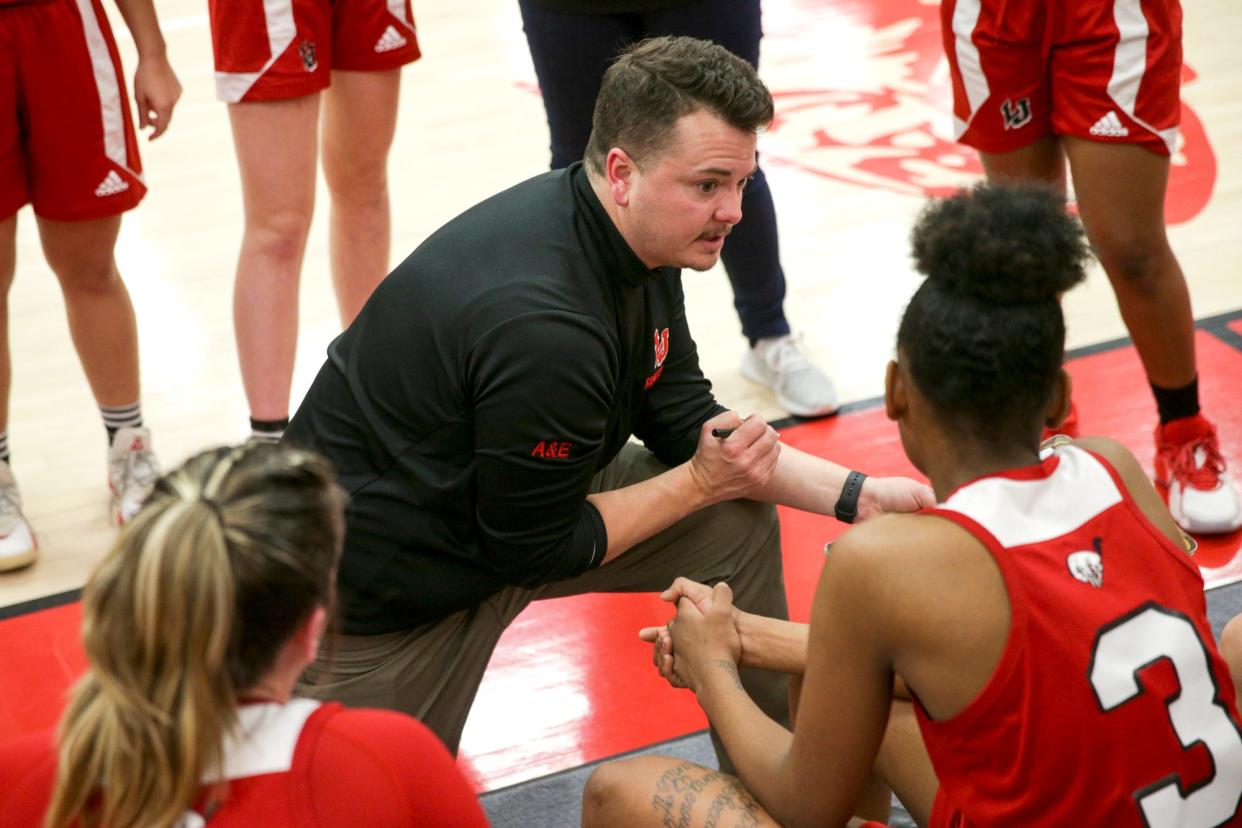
[584,35,774,174]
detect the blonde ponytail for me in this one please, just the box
[45,444,344,828]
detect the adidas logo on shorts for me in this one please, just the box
[94,171,129,197]
[1089,111,1129,138]
[374,25,407,53]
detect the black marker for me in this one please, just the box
[711,427,737,439]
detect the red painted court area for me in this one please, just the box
[3,323,1242,793]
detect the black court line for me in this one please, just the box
[4,307,1242,622]
[766,306,1242,433]
[1200,308,1242,355]
[0,588,82,621]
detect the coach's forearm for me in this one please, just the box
[749,444,851,515]
[737,612,809,675]
[587,463,711,565]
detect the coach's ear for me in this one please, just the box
[1044,368,1072,430]
[605,147,637,207]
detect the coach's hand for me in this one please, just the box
[687,412,780,504]
[856,475,936,522]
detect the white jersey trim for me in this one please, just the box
[950,0,988,138]
[202,698,321,784]
[940,445,1123,549]
[73,0,140,180]
[1108,0,1178,154]
[386,0,414,32]
[214,0,296,103]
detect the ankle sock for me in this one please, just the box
[250,417,289,443]
[101,401,143,444]
[1151,377,1200,425]
[0,430,9,465]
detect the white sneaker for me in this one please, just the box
[0,460,37,572]
[108,426,160,525]
[741,334,838,418]
[1155,415,1242,535]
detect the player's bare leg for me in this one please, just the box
[38,213,159,524]
[229,94,320,423]
[581,700,929,828]
[1066,137,1238,531]
[1062,139,1193,389]
[980,137,1193,386]
[321,69,401,326]
[582,756,781,828]
[36,214,138,408]
[979,136,1067,193]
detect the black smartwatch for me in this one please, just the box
[834,470,867,524]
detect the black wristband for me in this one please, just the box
[834,470,867,524]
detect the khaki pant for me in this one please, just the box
[298,444,791,770]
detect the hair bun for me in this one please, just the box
[910,183,1090,304]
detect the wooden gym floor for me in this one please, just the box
[2,0,1240,795]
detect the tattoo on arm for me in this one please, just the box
[714,659,744,690]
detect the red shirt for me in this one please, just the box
[919,445,1242,827]
[0,699,490,826]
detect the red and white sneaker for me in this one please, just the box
[1155,414,1242,535]
[108,426,160,525]
[0,460,37,572]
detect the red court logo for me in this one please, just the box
[757,0,1215,224]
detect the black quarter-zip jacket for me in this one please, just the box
[287,163,726,633]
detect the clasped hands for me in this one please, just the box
[639,577,742,694]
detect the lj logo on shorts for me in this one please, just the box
[1001,97,1032,131]
[300,40,318,72]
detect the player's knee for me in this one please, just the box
[322,154,389,206]
[51,257,119,295]
[1092,235,1173,296]
[244,210,313,264]
[581,760,631,827]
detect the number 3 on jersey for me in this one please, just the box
[1090,603,1242,827]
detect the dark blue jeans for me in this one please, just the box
[518,0,791,342]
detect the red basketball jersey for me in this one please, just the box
[0,699,490,827]
[919,444,1242,828]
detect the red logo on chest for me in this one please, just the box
[653,328,670,369]
[645,327,670,390]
